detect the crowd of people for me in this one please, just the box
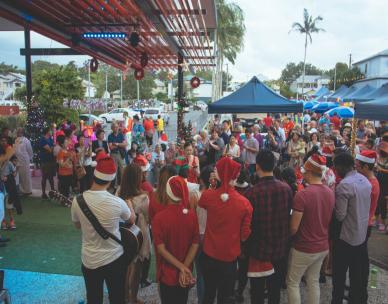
[0,108,387,304]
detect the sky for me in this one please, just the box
[0,0,387,82]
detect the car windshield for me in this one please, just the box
[145,109,159,115]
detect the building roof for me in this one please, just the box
[353,49,388,65]
[0,73,26,83]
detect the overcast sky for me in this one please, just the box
[1,0,387,82]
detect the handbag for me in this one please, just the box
[76,195,143,265]
[75,164,86,179]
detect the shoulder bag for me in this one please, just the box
[76,195,143,265]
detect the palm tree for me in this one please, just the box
[290,9,324,96]
[213,0,246,100]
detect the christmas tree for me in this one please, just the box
[25,100,47,164]
[177,120,193,144]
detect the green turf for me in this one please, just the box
[0,197,82,276]
[0,196,156,279]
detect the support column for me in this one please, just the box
[177,53,184,132]
[24,26,32,105]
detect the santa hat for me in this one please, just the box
[133,155,150,172]
[166,176,189,209]
[215,157,241,202]
[356,150,377,164]
[301,154,327,175]
[94,152,116,181]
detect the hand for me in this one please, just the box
[179,267,193,288]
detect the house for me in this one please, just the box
[290,75,330,96]
[152,79,167,95]
[81,79,97,98]
[0,73,25,100]
[353,49,388,88]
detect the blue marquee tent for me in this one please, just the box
[208,76,303,114]
[354,83,388,102]
[342,85,375,102]
[313,86,330,97]
[355,96,388,120]
[327,85,348,101]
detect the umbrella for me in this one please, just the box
[303,100,319,110]
[325,106,354,118]
[312,102,339,113]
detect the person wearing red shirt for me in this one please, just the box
[263,113,273,129]
[198,157,252,304]
[355,150,380,302]
[152,176,199,304]
[283,117,295,139]
[287,154,335,304]
[330,113,341,130]
[143,117,155,147]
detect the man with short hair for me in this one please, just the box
[220,120,231,145]
[39,127,56,199]
[287,154,335,304]
[208,129,225,164]
[243,128,259,176]
[71,152,135,304]
[108,123,127,188]
[245,149,293,304]
[331,153,371,304]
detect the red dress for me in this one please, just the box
[187,156,199,184]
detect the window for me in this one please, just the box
[145,109,159,115]
[364,63,368,75]
[15,82,21,88]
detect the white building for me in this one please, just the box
[152,79,167,95]
[81,79,97,98]
[0,73,25,100]
[353,49,388,88]
[290,75,330,95]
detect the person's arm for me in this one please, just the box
[125,199,136,224]
[290,211,303,236]
[71,198,81,229]
[117,135,127,148]
[183,244,199,267]
[209,140,220,151]
[27,139,33,159]
[335,183,350,222]
[0,146,15,164]
[241,200,253,241]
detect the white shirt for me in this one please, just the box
[14,136,33,164]
[71,190,131,269]
[226,144,240,158]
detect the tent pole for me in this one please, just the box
[350,118,358,157]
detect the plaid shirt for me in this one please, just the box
[245,176,292,262]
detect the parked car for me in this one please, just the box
[79,114,105,126]
[144,108,170,125]
[98,108,138,123]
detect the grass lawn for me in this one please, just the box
[0,196,156,279]
[0,197,82,275]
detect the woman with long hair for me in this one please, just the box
[184,142,200,184]
[118,163,150,304]
[149,165,177,223]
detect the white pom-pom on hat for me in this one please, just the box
[182,208,189,214]
[220,193,229,202]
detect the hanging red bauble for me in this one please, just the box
[134,69,144,80]
[90,58,99,73]
[140,52,148,68]
[190,76,200,89]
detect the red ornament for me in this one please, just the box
[90,58,99,73]
[190,76,200,89]
[134,69,144,80]
[140,52,148,68]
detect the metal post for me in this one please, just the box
[88,60,91,114]
[177,53,184,131]
[120,71,123,108]
[137,80,140,102]
[226,63,229,92]
[24,27,32,105]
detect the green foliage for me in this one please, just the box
[216,0,246,64]
[327,62,364,89]
[291,9,325,44]
[280,62,323,85]
[154,92,168,102]
[222,71,233,91]
[0,113,26,131]
[265,79,295,98]
[0,62,24,74]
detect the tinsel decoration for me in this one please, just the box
[25,100,48,164]
[177,120,193,144]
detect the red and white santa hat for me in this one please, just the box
[301,154,327,175]
[166,176,189,209]
[356,150,377,164]
[215,157,241,202]
[133,155,150,172]
[94,152,116,181]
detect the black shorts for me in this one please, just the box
[40,161,57,177]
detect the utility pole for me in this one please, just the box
[88,60,91,114]
[226,63,229,92]
[137,80,140,102]
[120,71,123,108]
[334,64,337,91]
[349,53,352,68]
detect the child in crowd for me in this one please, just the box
[1,155,19,230]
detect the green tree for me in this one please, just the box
[214,0,246,99]
[290,8,325,95]
[222,71,233,91]
[327,62,364,89]
[122,71,156,100]
[0,62,24,74]
[280,62,322,86]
